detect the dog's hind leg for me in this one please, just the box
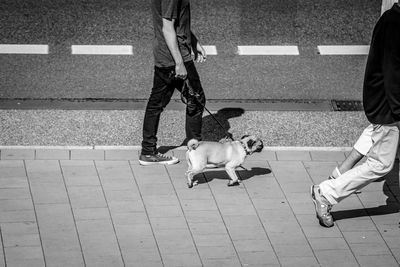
[225,166,241,186]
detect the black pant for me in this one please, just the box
[141,60,206,155]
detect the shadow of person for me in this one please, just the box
[201,107,245,141]
[158,107,245,154]
[332,160,400,221]
[193,167,271,185]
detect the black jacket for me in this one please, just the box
[363,4,400,124]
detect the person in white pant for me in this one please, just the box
[311,2,400,227]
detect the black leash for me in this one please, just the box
[179,79,233,141]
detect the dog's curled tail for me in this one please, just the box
[187,139,199,151]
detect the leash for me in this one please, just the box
[179,79,233,141]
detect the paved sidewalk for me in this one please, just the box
[0,147,399,267]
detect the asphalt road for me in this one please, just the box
[0,0,382,101]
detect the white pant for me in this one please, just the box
[320,123,399,204]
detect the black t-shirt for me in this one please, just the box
[363,4,400,124]
[151,0,192,67]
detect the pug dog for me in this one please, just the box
[185,135,264,188]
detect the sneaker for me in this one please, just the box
[139,153,179,166]
[311,185,334,227]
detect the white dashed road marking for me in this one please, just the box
[71,45,133,55]
[317,45,370,55]
[237,46,300,55]
[0,44,49,54]
[202,45,218,55]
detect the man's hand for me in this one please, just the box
[194,42,207,63]
[175,62,187,80]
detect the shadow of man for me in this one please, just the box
[201,107,245,141]
[158,107,245,154]
[332,160,400,221]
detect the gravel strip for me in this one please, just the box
[0,110,368,147]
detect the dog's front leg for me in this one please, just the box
[225,167,240,186]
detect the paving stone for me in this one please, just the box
[105,150,137,160]
[146,204,183,218]
[349,242,393,256]
[143,194,180,206]
[310,151,346,161]
[301,225,343,238]
[35,149,69,160]
[228,227,268,241]
[4,246,45,266]
[181,198,219,211]
[1,221,38,235]
[108,199,145,213]
[314,249,359,267]
[0,209,36,223]
[303,161,338,184]
[197,246,237,260]
[267,231,309,246]
[1,149,35,160]
[273,244,314,258]
[162,253,202,267]
[276,151,311,161]
[342,231,387,244]
[79,232,122,262]
[3,233,41,247]
[188,222,228,235]
[268,161,311,183]
[111,211,149,226]
[83,254,124,267]
[279,256,320,267]
[30,183,69,204]
[223,215,262,229]
[193,233,232,247]
[115,224,154,239]
[150,216,188,230]
[201,257,242,267]
[249,151,277,161]
[0,160,26,178]
[61,162,100,186]
[218,204,258,216]
[73,207,110,221]
[76,219,114,233]
[238,250,280,265]
[67,186,107,208]
[0,199,33,211]
[0,176,28,188]
[308,237,350,251]
[137,183,176,196]
[356,255,399,267]
[70,149,105,160]
[184,210,224,223]
[336,218,378,232]
[122,249,162,267]
[233,238,274,252]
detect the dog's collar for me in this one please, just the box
[239,141,251,155]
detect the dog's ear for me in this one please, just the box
[247,139,256,148]
[241,135,250,139]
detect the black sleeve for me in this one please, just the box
[383,15,400,117]
[161,0,179,20]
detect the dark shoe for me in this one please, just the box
[311,185,334,227]
[139,153,179,166]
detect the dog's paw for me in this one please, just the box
[187,182,193,188]
[227,180,240,187]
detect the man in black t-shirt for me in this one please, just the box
[311,3,400,228]
[139,0,207,165]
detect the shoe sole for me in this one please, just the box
[310,185,334,228]
[139,159,179,166]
